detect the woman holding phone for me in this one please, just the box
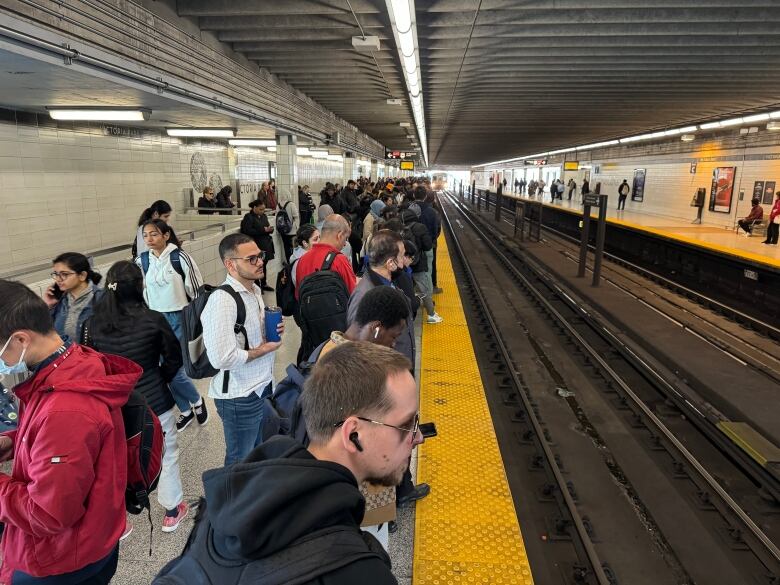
[44,252,104,343]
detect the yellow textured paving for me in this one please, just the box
[413,234,535,585]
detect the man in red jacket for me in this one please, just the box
[295,214,356,299]
[0,279,141,585]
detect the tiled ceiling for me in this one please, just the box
[94,0,780,167]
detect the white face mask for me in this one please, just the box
[0,335,28,377]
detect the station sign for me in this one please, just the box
[386,150,414,160]
[400,161,415,171]
[583,194,602,207]
[524,159,548,166]
[564,161,579,171]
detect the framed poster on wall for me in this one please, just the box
[632,168,646,202]
[753,181,765,201]
[763,181,776,205]
[709,166,736,213]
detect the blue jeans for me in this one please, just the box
[162,311,202,413]
[215,389,267,466]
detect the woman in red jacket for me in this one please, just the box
[762,191,780,245]
[0,279,140,585]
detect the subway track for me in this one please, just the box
[438,191,780,584]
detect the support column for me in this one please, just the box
[275,134,298,207]
[370,159,378,181]
[343,151,355,184]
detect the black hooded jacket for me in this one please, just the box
[161,436,396,585]
[401,208,432,273]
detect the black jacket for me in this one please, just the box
[197,436,396,585]
[417,200,441,242]
[241,211,275,261]
[82,307,180,415]
[197,196,217,214]
[401,209,432,273]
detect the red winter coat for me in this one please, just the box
[0,344,141,583]
[770,198,780,223]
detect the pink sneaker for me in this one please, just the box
[120,519,133,541]
[161,501,189,533]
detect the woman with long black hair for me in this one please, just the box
[82,261,190,533]
[132,200,173,259]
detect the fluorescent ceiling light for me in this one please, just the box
[398,30,415,57]
[311,151,328,158]
[403,53,417,75]
[700,121,721,129]
[400,122,411,127]
[578,140,619,150]
[166,128,235,138]
[48,108,151,121]
[228,139,276,147]
[680,134,696,141]
[743,113,769,123]
[296,147,311,155]
[719,117,744,127]
[266,146,277,152]
[770,111,780,119]
[391,0,412,32]
[767,121,780,131]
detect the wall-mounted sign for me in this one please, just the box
[632,169,646,202]
[102,124,142,139]
[709,166,736,213]
[524,159,548,166]
[753,181,765,201]
[690,162,697,174]
[763,181,776,205]
[563,161,579,171]
[400,160,415,171]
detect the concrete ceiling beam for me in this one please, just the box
[178,0,382,17]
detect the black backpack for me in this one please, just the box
[180,284,247,394]
[297,253,349,355]
[276,202,293,235]
[153,499,386,585]
[275,260,298,317]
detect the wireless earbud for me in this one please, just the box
[349,432,364,452]
[373,327,380,339]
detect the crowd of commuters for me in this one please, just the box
[0,174,443,583]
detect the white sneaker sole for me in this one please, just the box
[161,508,189,533]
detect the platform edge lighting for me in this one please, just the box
[47,107,151,121]
[386,0,428,166]
[166,128,235,138]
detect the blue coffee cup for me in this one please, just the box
[264,306,283,342]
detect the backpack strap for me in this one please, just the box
[239,525,386,585]
[217,285,248,394]
[320,251,337,271]
[281,201,290,211]
[140,251,150,275]
[170,249,186,282]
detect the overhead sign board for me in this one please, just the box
[400,161,415,171]
[386,150,415,160]
[524,159,548,166]
[564,161,579,171]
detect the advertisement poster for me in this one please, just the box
[709,166,736,213]
[753,181,765,201]
[763,181,776,205]
[632,168,646,202]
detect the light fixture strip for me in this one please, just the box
[48,107,150,121]
[387,0,428,165]
[166,128,236,138]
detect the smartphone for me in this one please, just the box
[50,283,64,300]
[419,422,437,439]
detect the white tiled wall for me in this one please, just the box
[475,133,780,227]
[0,113,357,276]
[0,116,231,275]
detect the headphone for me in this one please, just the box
[349,432,364,452]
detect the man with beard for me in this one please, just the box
[201,233,285,465]
[155,342,419,584]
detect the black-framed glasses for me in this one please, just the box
[334,413,420,444]
[51,271,76,280]
[229,252,266,265]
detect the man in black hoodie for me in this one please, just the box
[155,342,420,585]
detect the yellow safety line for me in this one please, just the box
[413,234,535,585]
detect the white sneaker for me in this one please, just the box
[427,314,444,324]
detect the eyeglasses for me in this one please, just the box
[334,413,420,444]
[51,271,75,280]
[229,252,266,265]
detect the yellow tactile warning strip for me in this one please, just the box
[717,421,780,467]
[413,234,535,585]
